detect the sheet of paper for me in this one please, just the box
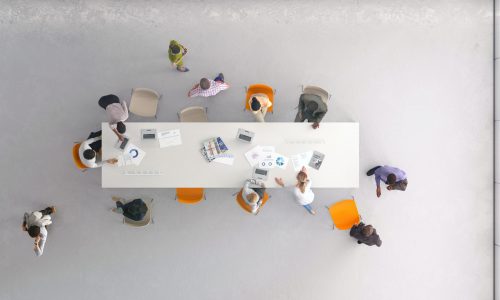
[213,154,235,166]
[273,153,289,169]
[244,145,276,167]
[123,143,146,166]
[290,151,313,171]
[158,129,182,148]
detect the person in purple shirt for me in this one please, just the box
[366,165,408,197]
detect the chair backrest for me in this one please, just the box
[328,199,360,230]
[236,189,269,214]
[245,84,274,112]
[176,188,205,204]
[178,106,208,122]
[303,85,330,104]
[72,143,87,170]
[129,88,160,117]
[123,198,153,227]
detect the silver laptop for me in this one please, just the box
[252,167,269,181]
[236,128,255,143]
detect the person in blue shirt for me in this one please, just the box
[366,165,408,197]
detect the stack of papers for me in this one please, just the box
[201,137,230,162]
[158,129,182,148]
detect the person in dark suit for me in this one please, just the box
[350,222,382,247]
[294,93,328,129]
[112,197,148,221]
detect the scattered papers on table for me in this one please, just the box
[245,145,276,167]
[158,129,182,148]
[274,153,289,169]
[290,151,313,171]
[201,137,229,162]
[118,143,146,166]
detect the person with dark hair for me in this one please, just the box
[168,40,189,72]
[111,197,148,221]
[188,73,229,98]
[249,94,272,122]
[242,179,266,215]
[98,94,128,141]
[295,93,328,129]
[22,206,56,256]
[350,222,382,247]
[79,131,118,168]
[275,166,316,215]
[366,165,408,197]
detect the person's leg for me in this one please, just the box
[113,201,124,214]
[302,204,316,215]
[39,207,55,216]
[366,166,382,176]
[176,58,189,72]
[87,130,102,140]
[214,73,224,82]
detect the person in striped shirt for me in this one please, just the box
[187,73,229,98]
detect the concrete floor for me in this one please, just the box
[0,1,493,300]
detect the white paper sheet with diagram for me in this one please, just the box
[290,151,313,171]
[158,129,182,148]
[117,143,146,166]
[245,145,276,167]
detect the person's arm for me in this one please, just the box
[274,177,285,187]
[120,100,129,115]
[34,234,46,257]
[109,126,124,142]
[188,84,200,97]
[179,43,188,55]
[217,82,230,91]
[314,111,327,123]
[242,180,254,197]
[22,213,28,231]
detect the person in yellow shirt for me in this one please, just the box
[168,40,189,72]
[249,94,272,122]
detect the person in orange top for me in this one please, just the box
[249,94,272,122]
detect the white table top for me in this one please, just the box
[101,122,359,188]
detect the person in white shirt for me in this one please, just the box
[275,167,316,215]
[22,206,56,256]
[242,179,266,215]
[79,131,118,168]
[249,94,272,122]
[98,94,128,141]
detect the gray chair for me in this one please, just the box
[129,88,162,118]
[302,85,331,104]
[178,106,208,122]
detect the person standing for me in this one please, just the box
[242,178,266,215]
[168,40,189,72]
[294,93,328,129]
[275,166,316,215]
[366,165,408,197]
[249,94,273,122]
[98,94,128,142]
[187,73,229,98]
[350,222,382,247]
[22,206,56,256]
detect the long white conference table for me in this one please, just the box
[101,122,358,188]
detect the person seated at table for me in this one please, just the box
[242,179,266,214]
[249,94,272,122]
[294,93,328,129]
[79,131,118,168]
[111,197,148,221]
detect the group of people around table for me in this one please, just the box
[22,39,408,256]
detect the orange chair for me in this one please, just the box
[72,143,87,172]
[176,188,205,204]
[244,84,275,113]
[236,189,270,214]
[328,198,360,230]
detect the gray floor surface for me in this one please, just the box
[0,1,493,300]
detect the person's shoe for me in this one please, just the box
[111,196,121,202]
[357,241,362,244]
[310,210,316,215]
[50,206,57,214]
[218,73,224,82]
[111,208,118,213]
[366,166,381,176]
[177,66,189,72]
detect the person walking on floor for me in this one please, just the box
[98,94,128,142]
[22,206,56,256]
[294,93,328,129]
[350,222,382,247]
[249,94,272,122]
[275,166,316,215]
[187,73,229,98]
[111,197,148,221]
[366,165,408,197]
[168,40,189,72]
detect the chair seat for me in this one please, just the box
[178,106,208,122]
[303,85,329,104]
[328,199,360,230]
[129,88,160,117]
[236,189,269,214]
[176,188,205,204]
[245,84,274,112]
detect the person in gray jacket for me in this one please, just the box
[294,93,328,129]
[349,222,382,247]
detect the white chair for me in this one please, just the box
[129,88,161,118]
[178,106,208,122]
[121,197,154,227]
[302,85,331,104]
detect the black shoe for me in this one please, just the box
[357,241,362,244]
[218,73,224,82]
[366,166,381,176]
